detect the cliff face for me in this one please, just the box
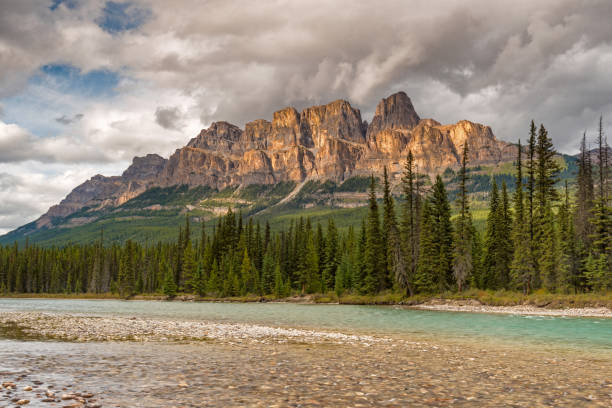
[35,92,516,226]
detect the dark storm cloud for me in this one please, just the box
[133,0,612,153]
[155,106,183,130]
[2,0,612,153]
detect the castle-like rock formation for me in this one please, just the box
[37,92,516,227]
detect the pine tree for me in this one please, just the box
[382,166,399,289]
[557,181,579,293]
[261,250,275,295]
[162,262,177,298]
[452,143,473,291]
[182,241,196,292]
[398,151,420,296]
[304,231,320,293]
[273,262,285,299]
[322,219,339,292]
[533,124,560,290]
[575,132,594,246]
[416,176,453,292]
[207,259,221,295]
[415,201,436,292]
[510,141,535,293]
[527,121,537,241]
[483,179,511,289]
[363,176,383,294]
[240,248,254,295]
[591,115,612,258]
[355,218,368,293]
[117,241,135,298]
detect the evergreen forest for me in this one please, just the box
[1,120,611,298]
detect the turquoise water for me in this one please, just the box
[1,298,611,352]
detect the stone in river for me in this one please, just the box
[16,400,30,405]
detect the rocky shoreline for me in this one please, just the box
[2,310,612,406]
[407,302,612,318]
[0,311,387,345]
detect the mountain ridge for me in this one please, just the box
[5,91,517,239]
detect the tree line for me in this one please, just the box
[1,119,611,297]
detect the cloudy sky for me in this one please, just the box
[1,0,612,234]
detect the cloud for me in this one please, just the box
[0,162,124,234]
[1,1,611,147]
[155,106,183,130]
[55,113,84,125]
[1,0,612,232]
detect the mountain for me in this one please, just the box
[2,92,519,245]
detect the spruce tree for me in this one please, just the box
[415,201,436,292]
[527,121,537,241]
[591,115,612,258]
[117,241,135,298]
[533,124,560,290]
[240,248,254,295]
[363,176,383,294]
[483,179,511,289]
[273,262,285,299]
[355,218,368,293]
[304,231,320,293]
[322,219,339,292]
[452,143,473,292]
[182,241,196,292]
[557,181,579,293]
[382,167,399,289]
[398,151,420,296]
[575,132,594,246]
[162,262,177,298]
[207,259,221,295]
[261,250,275,295]
[416,176,453,292]
[510,141,535,293]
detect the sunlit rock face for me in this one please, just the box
[38,92,517,222]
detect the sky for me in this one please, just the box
[1,0,612,234]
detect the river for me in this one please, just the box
[1,299,611,407]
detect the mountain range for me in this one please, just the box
[3,91,521,244]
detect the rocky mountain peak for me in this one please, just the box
[188,121,243,153]
[122,154,167,181]
[27,91,517,230]
[368,91,420,135]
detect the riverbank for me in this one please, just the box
[2,290,611,317]
[0,311,385,345]
[409,302,612,317]
[1,308,611,406]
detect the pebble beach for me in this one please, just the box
[1,308,612,407]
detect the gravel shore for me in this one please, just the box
[409,302,612,317]
[0,311,387,345]
[1,311,611,407]
[2,310,612,406]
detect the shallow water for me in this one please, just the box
[0,298,611,352]
[1,299,612,407]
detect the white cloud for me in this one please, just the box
[0,161,125,234]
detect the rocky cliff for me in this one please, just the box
[33,92,516,228]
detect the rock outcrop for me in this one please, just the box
[34,92,516,226]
